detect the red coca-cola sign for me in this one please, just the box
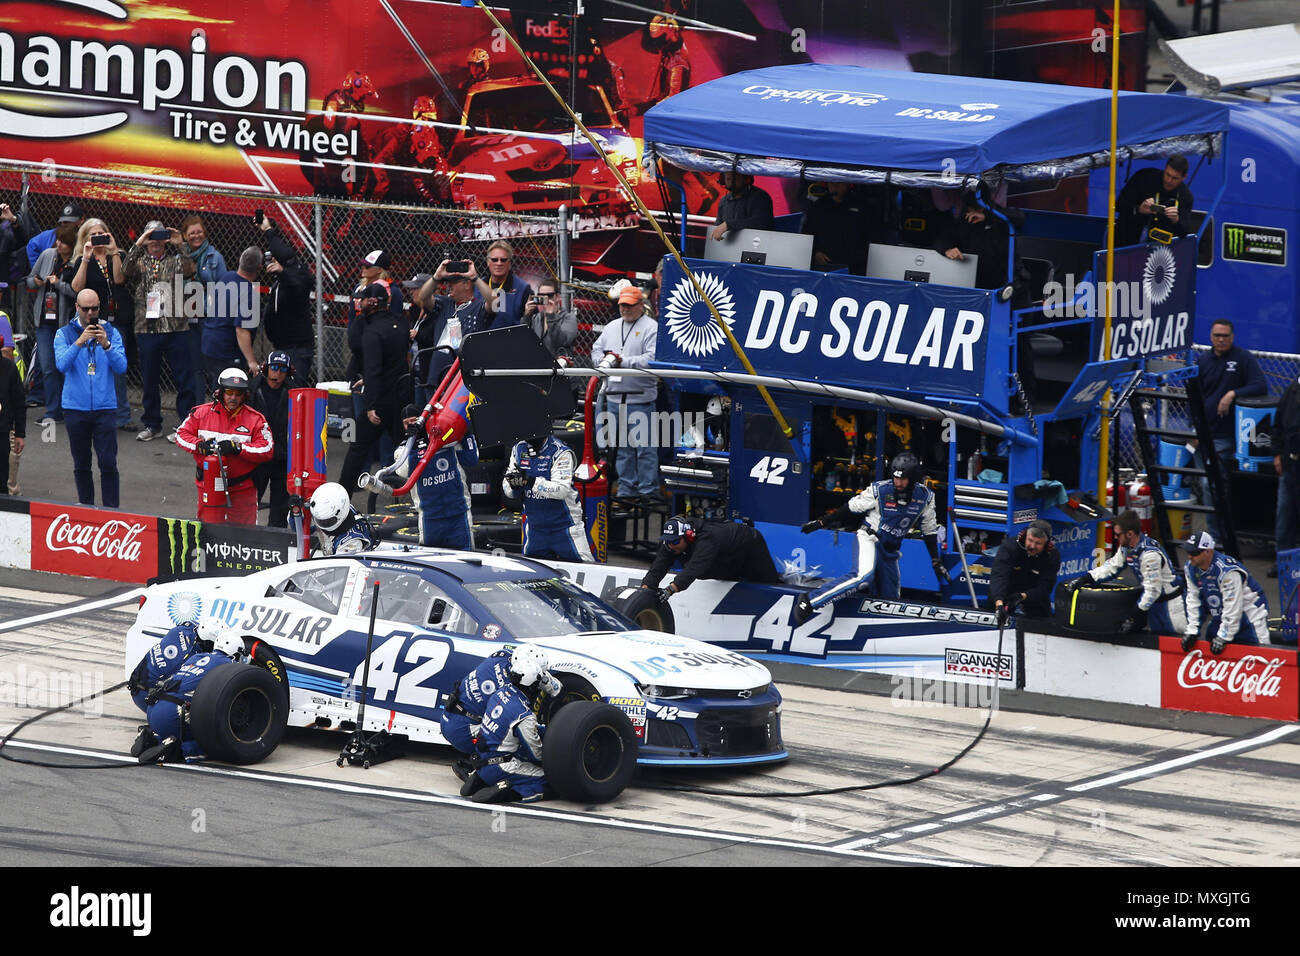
[30,503,159,584]
[1160,636,1298,721]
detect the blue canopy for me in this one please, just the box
[644,64,1230,186]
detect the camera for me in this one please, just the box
[254,209,264,225]
[263,250,275,266]
[447,260,470,274]
[148,228,171,241]
[91,234,111,246]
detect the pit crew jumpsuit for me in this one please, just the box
[145,649,237,759]
[807,479,941,606]
[474,681,548,800]
[1184,552,1270,648]
[502,435,593,562]
[315,509,378,556]
[406,435,479,550]
[176,399,275,525]
[128,621,203,713]
[441,653,562,753]
[1083,534,1186,634]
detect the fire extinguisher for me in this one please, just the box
[200,450,231,509]
[1128,471,1153,535]
[1105,467,1133,547]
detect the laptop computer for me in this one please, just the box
[866,243,980,288]
[705,228,814,271]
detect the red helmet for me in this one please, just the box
[342,70,378,103]
[412,95,438,123]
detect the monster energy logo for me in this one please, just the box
[162,517,202,575]
[1223,222,1287,265]
[1226,226,1244,257]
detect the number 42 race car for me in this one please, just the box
[124,549,785,801]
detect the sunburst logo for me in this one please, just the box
[1143,246,1177,307]
[167,591,203,626]
[662,273,737,358]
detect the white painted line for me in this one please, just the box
[3,740,970,866]
[1065,723,1300,793]
[0,588,145,633]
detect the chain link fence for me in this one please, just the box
[1,164,573,408]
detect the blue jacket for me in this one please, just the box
[55,318,127,411]
[1197,344,1266,441]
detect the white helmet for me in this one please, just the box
[213,628,244,660]
[509,644,550,688]
[196,617,226,649]
[309,482,352,532]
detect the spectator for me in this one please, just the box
[0,306,13,359]
[64,218,135,433]
[25,223,76,426]
[1194,319,1265,539]
[710,171,774,241]
[590,285,659,499]
[802,182,883,275]
[124,219,199,441]
[480,239,530,326]
[175,367,274,524]
[935,189,1025,290]
[55,290,126,508]
[524,277,577,356]
[0,338,23,496]
[249,350,299,528]
[202,246,261,387]
[179,214,228,395]
[415,259,497,395]
[24,201,82,277]
[1180,531,1270,652]
[258,216,315,383]
[345,250,401,416]
[339,283,411,497]
[1272,371,1300,577]
[989,520,1060,619]
[1116,155,1193,247]
[0,200,29,301]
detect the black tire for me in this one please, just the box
[612,587,676,633]
[542,701,637,804]
[242,637,291,705]
[189,664,288,765]
[1054,581,1143,632]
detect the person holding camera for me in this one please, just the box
[55,290,127,508]
[124,220,198,441]
[25,223,77,426]
[1116,155,1193,246]
[64,218,135,433]
[258,215,315,383]
[524,278,577,357]
[413,258,496,395]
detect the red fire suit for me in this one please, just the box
[176,400,274,524]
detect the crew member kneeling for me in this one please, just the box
[135,628,245,764]
[176,367,273,524]
[1062,509,1185,634]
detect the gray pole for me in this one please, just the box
[314,202,325,383]
[558,204,571,313]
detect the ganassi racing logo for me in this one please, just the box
[663,273,736,357]
[1143,246,1177,306]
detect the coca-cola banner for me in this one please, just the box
[1160,637,1298,722]
[30,502,159,584]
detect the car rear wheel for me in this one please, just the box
[612,587,675,633]
[189,664,288,765]
[543,701,637,804]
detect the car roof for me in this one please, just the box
[339,547,562,585]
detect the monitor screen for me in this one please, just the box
[704,228,814,271]
[866,243,980,288]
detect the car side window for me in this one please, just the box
[277,566,349,613]
[356,567,478,636]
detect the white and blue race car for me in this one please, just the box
[124,548,786,781]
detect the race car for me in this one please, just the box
[448,75,639,222]
[124,549,785,783]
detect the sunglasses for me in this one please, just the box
[79,304,101,312]
[267,363,290,372]
[488,256,510,263]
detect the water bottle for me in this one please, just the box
[448,314,462,350]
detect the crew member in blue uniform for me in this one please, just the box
[392,404,479,550]
[1063,509,1186,634]
[795,452,947,622]
[307,481,378,555]
[441,647,563,774]
[136,629,245,763]
[502,433,593,562]
[127,617,224,714]
[458,645,560,804]
[1180,531,1270,653]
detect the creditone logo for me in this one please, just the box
[663,273,737,357]
[741,84,888,107]
[1142,245,1177,306]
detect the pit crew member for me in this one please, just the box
[989,520,1060,620]
[136,628,245,764]
[441,648,562,758]
[389,404,479,550]
[1179,531,1270,653]
[127,617,225,714]
[795,452,946,621]
[1063,509,1186,634]
[641,515,780,602]
[502,432,593,562]
[307,482,378,556]
[458,645,557,804]
[175,367,274,524]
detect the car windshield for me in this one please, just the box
[464,577,630,639]
[465,84,612,134]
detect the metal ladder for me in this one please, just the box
[1124,362,1239,558]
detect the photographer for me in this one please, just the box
[1116,155,1193,246]
[523,278,577,357]
[257,214,315,383]
[415,258,497,394]
[55,290,126,508]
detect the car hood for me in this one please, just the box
[532,630,772,691]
